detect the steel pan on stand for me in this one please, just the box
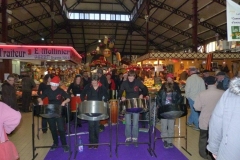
[32,103,72,160]
[39,104,63,118]
[36,98,49,140]
[124,98,148,113]
[152,96,191,157]
[74,101,112,159]
[77,101,109,121]
[115,98,153,157]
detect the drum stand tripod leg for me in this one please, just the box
[74,108,78,160]
[115,100,120,158]
[32,105,38,160]
[109,103,112,157]
[37,115,40,140]
[66,104,72,160]
[151,99,158,157]
[180,115,192,156]
[147,98,153,156]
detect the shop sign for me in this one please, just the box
[0,45,81,63]
[0,46,71,60]
[227,0,240,41]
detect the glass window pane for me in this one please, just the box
[74,13,79,19]
[85,13,89,19]
[111,14,115,20]
[95,13,99,20]
[106,14,110,20]
[69,12,74,19]
[80,13,84,19]
[90,13,95,20]
[116,14,120,20]
[121,15,125,21]
[101,14,105,20]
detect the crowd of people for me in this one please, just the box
[0,67,239,160]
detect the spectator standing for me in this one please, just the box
[194,76,224,159]
[97,68,109,89]
[21,74,36,112]
[215,71,230,91]
[185,68,205,130]
[1,74,19,111]
[207,77,240,160]
[202,70,210,89]
[82,71,91,88]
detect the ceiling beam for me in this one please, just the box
[14,22,65,41]
[212,0,226,6]
[139,14,204,43]
[151,0,227,38]
[115,0,131,13]
[5,0,50,10]
[132,0,147,22]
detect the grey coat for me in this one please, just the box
[207,77,240,160]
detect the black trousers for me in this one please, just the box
[72,112,81,125]
[22,91,32,111]
[88,120,99,144]
[199,129,208,159]
[48,117,67,145]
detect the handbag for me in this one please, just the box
[0,129,19,160]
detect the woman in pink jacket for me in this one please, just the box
[0,102,21,160]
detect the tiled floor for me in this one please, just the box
[9,112,207,160]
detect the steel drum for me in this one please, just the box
[109,100,118,124]
[122,98,148,113]
[77,101,109,121]
[39,104,63,118]
[71,96,81,112]
[157,104,187,119]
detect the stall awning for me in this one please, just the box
[0,45,82,64]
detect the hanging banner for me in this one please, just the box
[227,0,240,41]
[0,45,82,63]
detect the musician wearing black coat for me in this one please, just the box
[38,76,70,152]
[37,74,52,133]
[67,75,84,127]
[118,70,147,147]
[80,74,109,149]
[156,73,183,149]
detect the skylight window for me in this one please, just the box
[69,12,130,21]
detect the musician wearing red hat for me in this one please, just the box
[37,76,70,152]
[156,73,183,149]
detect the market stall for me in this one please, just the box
[136,51,240,93]
[0,44,82,107]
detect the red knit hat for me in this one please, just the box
[166,73,174,79]
[50,76,60,86]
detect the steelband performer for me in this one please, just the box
[38,76,70,152]
[37,74,52,133]
[156,73,183,149]
[67,75,84,127]
[118,70,147,147]
[80,74,109,149]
